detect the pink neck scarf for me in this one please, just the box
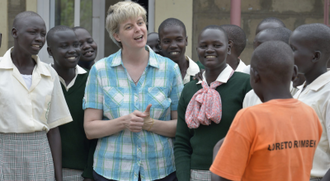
[185,71,234,129]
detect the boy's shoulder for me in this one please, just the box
[309,71,330,92]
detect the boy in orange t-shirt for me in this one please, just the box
[210,41,322,181]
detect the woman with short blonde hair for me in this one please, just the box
[83,1,183,181]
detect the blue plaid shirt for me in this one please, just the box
[83,46,183,181]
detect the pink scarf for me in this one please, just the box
[185,71,234,129]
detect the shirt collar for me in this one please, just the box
[76,64,87,74]
[110,45,159,69]
[197,64,234,84]
[236,59,247,71]
[305,70,330,91]
[58,65,87,91]
[0,47,51,77]
[186,56,200,76]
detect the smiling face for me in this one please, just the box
[159,25,187,63]
[13,15,46,55]
[74,28,97,62]
[48,29,81,69]
[289,30,314,74]
[113,16,147,50]
[197,28,229,70]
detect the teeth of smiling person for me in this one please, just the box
[206,55,216,58]
[170,52,179,55]
[67,57,76,60]
[134,35,143,39]
[32,45,40,48]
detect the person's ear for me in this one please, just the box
[312,51,321,63]
[47,47,53,57]
[227,40,233,55]
[157,39,162,50]
[12,27,18,39]
[291,65,298,82]
[252,68,260,84]
[113,33,121,43]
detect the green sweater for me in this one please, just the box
[196,61,205,70]
[174,72,251,181]
[59,72,97,179]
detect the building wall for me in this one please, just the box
[0,0,8,55]
[192,0,324,64]
[154,0,193,58]
[0,0,38,56]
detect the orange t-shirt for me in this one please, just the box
[210,99,322,181]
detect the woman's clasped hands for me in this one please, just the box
[124,104,154,132]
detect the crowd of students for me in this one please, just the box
[0,1,330,181]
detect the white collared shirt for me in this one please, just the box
[0,48,72,133]
[294,71,330,177]
[183,56,200,84]
[236,59,249,74]
[198,64,234,85]
[243,82,298,108]
[58,65,87,91]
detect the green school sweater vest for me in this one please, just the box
[59,72,97,179]
[174,72,252,181]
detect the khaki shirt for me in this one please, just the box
[0,48,72,133]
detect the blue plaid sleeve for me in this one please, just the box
[83,64,103,110]
[169,63,184,111]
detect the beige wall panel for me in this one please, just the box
[26,0,37,12]
[155,0,193,58]
[0,0,8,55]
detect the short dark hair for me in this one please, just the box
[158,18,187,37]
[251,41,294,82]
[47,25,74,46]
[258,27,292,44]
[258,17,285,28]
[200,25,228,42]
[256,17,285,35]
[13,11,42,28]
[294,23,330,54]
[72,26,86,31]
[220,24,246,56]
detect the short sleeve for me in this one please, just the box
[83,65,104,110]
[169,64,184,111]
[47,68,72,129]
[210,109,254,180]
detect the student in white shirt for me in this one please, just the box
[0,11,72,181]
[243,27,293,108]
[290,23,330,181]
[158,18,201,84]
[220,24,249,74]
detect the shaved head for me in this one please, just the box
[254,27,292,49]
[47,25,74,46]
[256,17,285,35]
[220,24,246,56]
[13,11,42,28]
[251,41,294,83]
[293,23,330,54]
[158,18,187,37]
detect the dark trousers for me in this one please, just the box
[93,170,178,181]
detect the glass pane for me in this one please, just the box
[55,0,75,27]
[80,0,93,34]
